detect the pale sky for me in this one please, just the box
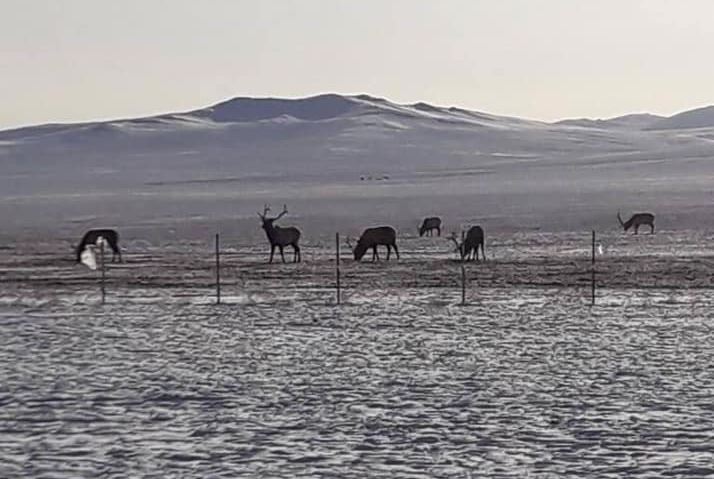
[2,0,714,129]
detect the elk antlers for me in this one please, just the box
[448,232,464,259]
[258,204,271,219]
[274,204,288,221]
[448,232,460,250]
[258,203,290,220]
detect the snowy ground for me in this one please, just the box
[4,94,714,477]
[2,231,714,477]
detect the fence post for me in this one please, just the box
[215,233,221,304]
[461,263,466,306]
[336,232,341,305]
[460,230,466,305]
[591,230,596,306]
[100,240,106,305]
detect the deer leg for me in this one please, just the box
[279,246,286,263]
[634,225,639,235]
[650,224,655,234]
[393,242,400,259]
[293,244,301,263]
[269,245,275,263]
[372,246,378,262]
[386,245,391,261]
[437,227,441,237]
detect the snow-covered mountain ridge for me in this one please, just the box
[2,94,714,236]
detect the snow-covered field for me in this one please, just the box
[3,94,714,476]
[2,231,714,477]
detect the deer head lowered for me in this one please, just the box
[347,226,399,262]
[448,226,485,262]
[258,204,302,263]
[617,210,655,235]
[418,216,442,237]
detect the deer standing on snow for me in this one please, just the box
[449,226,485,261]
[617,210,655,234]
[419,217,442,237]
[258,204,302,263]
[348,226,399,262]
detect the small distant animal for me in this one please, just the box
[449,226,485,261]
[348,226,400,262]
[419,217,442,237]
[75,229,122,263]
[617,210,655,234]
[258,204,302,263]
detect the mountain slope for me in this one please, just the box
[556,113,664,130]
[2,94,714,237]
[648,105,714,130]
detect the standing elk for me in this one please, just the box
[617,210,655,234]
[258,204,302,263]
[419,216,442,237]
[75,229,122,263]
[449,226,485,261]
[348,226,400,262]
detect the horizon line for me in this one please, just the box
[2,92,712,132]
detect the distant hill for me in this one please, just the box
[3,93,714,236]
[647,105,714,130]
[556,113,664,130]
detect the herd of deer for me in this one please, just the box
[75,206,656,265]
[252,204,654,264]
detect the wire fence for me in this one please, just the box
[3,231,714,307]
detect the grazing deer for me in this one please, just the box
[76,229,122,263]
[617,210,655,234]
[258,204,302,263]
[449,226,485,261]
[348,226,399,262]
[419,217,442,237]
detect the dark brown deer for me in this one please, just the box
[348,226,399,262]
[618,210,655,234]
[75,229,122,263]
[449,226,485,261]
[419,216,442,237]
[258,204,302,263]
